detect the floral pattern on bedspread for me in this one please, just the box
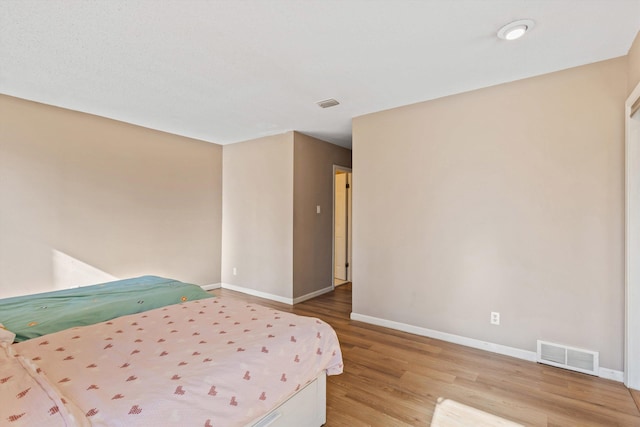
[13,297,343,426]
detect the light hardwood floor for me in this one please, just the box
[211,284,640,426]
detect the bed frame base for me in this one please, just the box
[248,372,327,427]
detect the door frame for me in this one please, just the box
[625,80,640,390]
[332,165,352,290]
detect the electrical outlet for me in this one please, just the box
[490,312,500,325]
[232,267,237,276]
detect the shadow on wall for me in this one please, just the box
[0,242,119,299]
[52,249,118,292]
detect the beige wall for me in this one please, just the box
[221,133,294,298]
[0,95,222,298]
[293,132,352,298]
[629,31,640,93]
[352,57,627,371]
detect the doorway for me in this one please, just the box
[333,166,352,288]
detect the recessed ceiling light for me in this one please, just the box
[497,19,535,41]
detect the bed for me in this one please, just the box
[0,275,216,342]
[0,278,343,426]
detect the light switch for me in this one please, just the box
[316,205,321,214]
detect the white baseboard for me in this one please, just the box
[350,312,536,362]
[219,283,334,305]
[201,283,221,291]
[293,286,333,304]
[350,312,624,383]
[220,283,293,305]
[599,367,624,382]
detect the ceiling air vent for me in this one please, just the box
[537,340,599,376]
[316,98,340,109]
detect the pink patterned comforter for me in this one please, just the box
[8,297,343,426]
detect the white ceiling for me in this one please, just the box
[1,1,639,149]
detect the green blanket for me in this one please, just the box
[0,276,214,342]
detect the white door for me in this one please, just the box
[334,172,347,280]
[346,172,352,282]
[626,83,640,390]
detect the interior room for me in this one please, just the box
[2,1,640,425]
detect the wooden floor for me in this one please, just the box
[211,284,640,426]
